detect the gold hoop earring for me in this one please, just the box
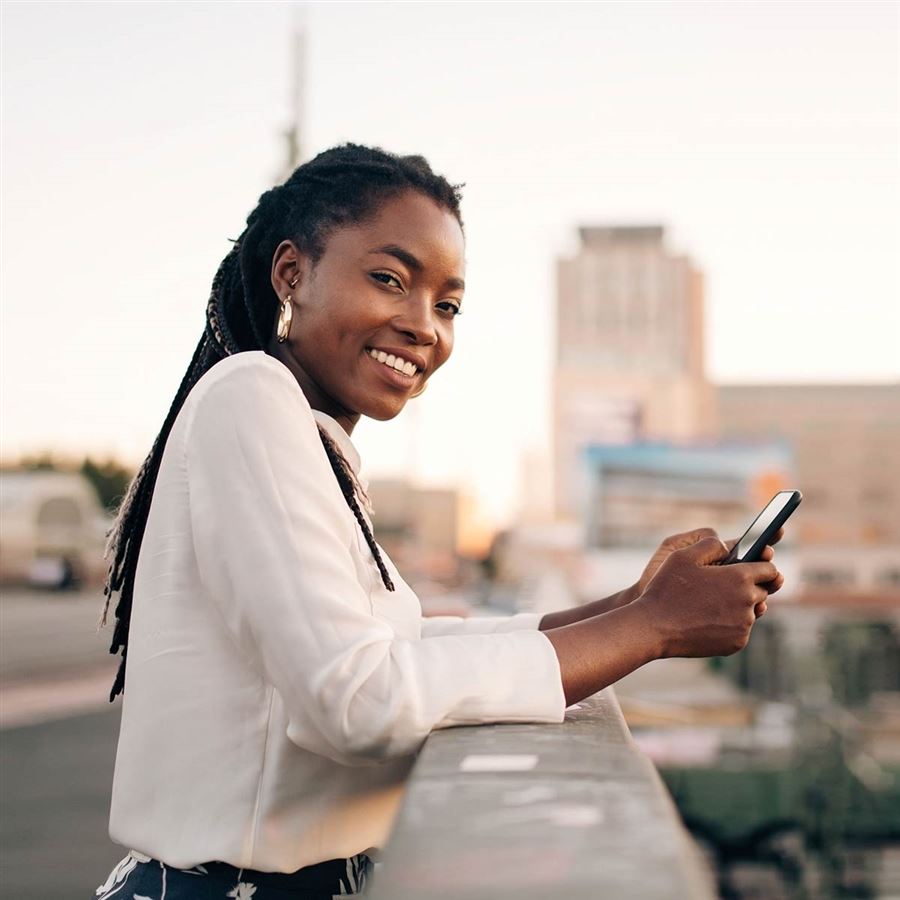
[410,381,428,399]
[276,296,293,343]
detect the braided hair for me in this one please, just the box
[101,143,464,702]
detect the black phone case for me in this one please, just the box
[722,490,802,564]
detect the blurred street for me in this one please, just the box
[1,587,111,682]
[1,587,125,899]
[1,707,124,899]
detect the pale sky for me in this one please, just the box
[1,1,898,527]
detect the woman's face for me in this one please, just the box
[268,190,465,435]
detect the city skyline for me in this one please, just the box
[2,1,897,528]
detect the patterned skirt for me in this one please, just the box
[94,849,373,899]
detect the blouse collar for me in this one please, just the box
[310,409,366,489]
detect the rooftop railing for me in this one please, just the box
[368,688,716,899]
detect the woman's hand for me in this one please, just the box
[543,529,786,706]
[637,526,785,618]
[637,528,721,596]
[633,537,782,659]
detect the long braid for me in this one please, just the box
[237,225,270,349]
[318,429,394,592]
[102,143,463,700]
[101,331,212,700]
[205,246,241,357]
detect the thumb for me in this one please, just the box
[681,535,730,566]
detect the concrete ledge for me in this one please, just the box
[368,689,716,900]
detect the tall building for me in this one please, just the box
[553,226,715,519]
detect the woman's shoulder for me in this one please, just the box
[189,351,308,409]
[181,351,314,434]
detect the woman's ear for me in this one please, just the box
[271,240,305,300]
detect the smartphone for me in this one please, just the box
[721,490,802,564]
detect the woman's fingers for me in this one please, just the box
[765,572,785,594]
[757,545,787,594]
[755,549,784,592]
[740,560,779,585]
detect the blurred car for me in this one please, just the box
[0,471,110,590]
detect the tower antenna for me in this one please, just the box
[280,3,308,180]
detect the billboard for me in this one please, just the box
[581,441,793,548]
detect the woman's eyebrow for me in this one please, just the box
[368,244,465,292]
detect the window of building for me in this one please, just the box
[875,568,900,589]
[801,568,855,587]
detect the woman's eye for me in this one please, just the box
[371,271,460,317]
[371,271,403,289]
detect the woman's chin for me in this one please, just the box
[363,398,408,421]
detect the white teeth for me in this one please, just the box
[368,348,419,378]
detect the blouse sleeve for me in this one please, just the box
[184,360,566,768]
[421,612,545,637]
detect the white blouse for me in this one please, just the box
[108,351,566,873]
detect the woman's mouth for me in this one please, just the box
[365,347,422,390]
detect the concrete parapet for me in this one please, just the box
[368,689,716,899]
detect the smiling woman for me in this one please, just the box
[101,144,488,900]
[95,143,783,900]
[96,144,569,899]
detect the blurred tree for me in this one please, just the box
[17,452,57,471]
[708,617,793,700]
[80,457,133,512]
[823,621,900,709]
[1,453,133,513]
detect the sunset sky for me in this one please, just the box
[2,1,897,528]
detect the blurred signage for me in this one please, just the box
[581,442,793,548]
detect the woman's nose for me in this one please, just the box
[394,296,438,345]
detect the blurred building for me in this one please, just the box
[553,225,716,520]
[717,383,900,546]
[367,478,460,586]
[517,447,555,526]
[718,383,900,594]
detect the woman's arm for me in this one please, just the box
[541,602,658,705]
[543,537,782,706]
[537,526,785,632]
[537,584,639,631]
[537,531,727,632]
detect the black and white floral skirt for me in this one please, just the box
[95,849,373,899]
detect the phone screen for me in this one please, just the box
[732,491,795,560]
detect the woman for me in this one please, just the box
[96,144,783,899]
